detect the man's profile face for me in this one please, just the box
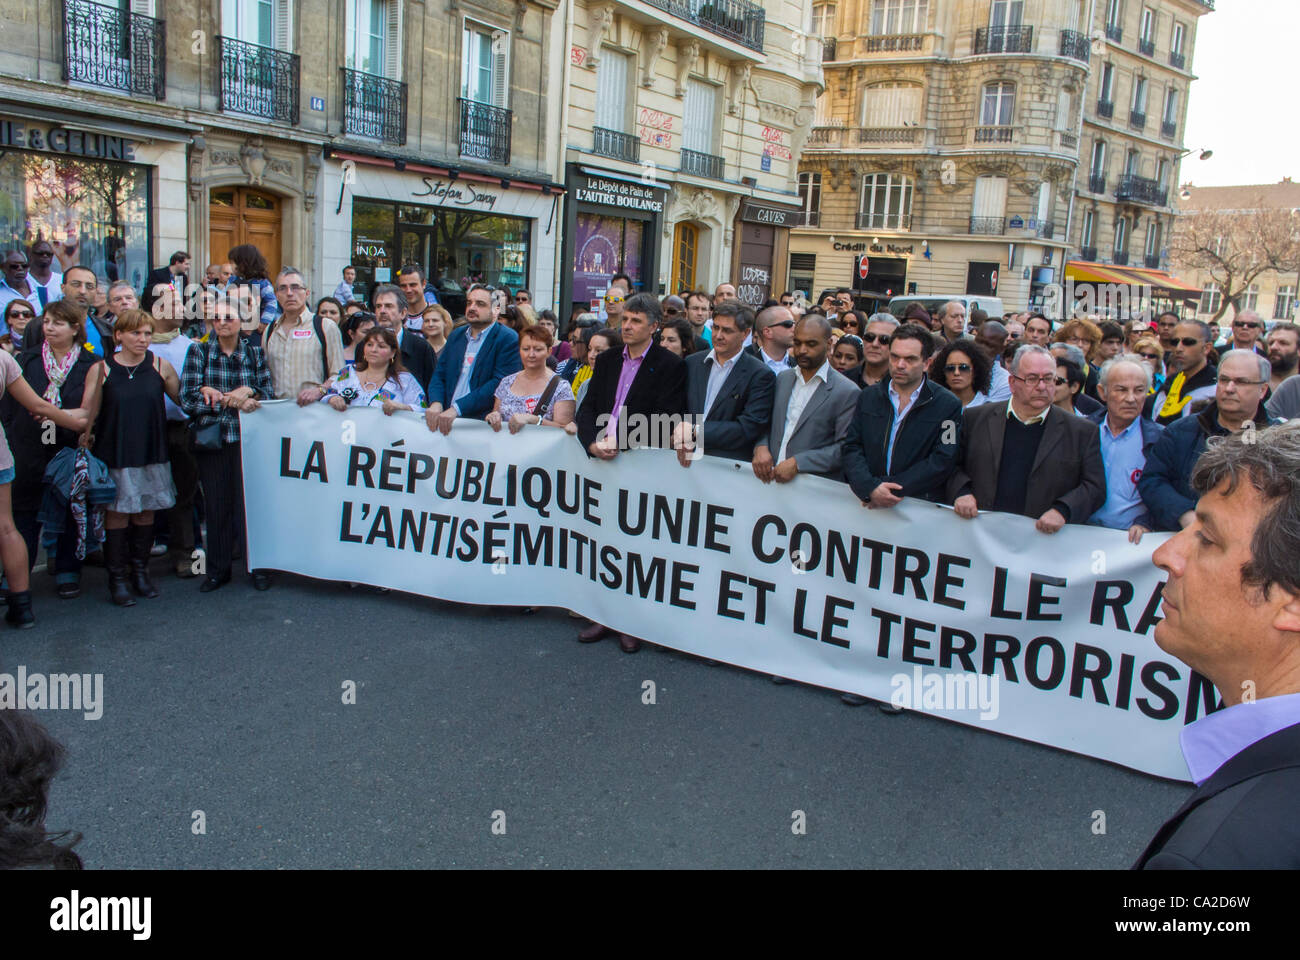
[763,307,795,350]
[791,320,829,371]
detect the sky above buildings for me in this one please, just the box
[1181,1,1297,188]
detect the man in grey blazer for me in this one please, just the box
[946,344,1106,533]
[752,314,858,483]
[676,301,776,464]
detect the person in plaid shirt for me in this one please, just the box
[179,298,273,593]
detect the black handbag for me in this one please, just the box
[187,339,226,452]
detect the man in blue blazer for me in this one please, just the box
[425,284,522,434]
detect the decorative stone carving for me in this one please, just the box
[676,40,700,97]
[515,0,528,30]
[723,195,741,249]
[304,149,321,213]
[587,6,614,68]
[727,64,751,116]
[643,27,668,88]
[209,137,292,186]
[188,136,206,203]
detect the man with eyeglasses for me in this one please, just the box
[1227,309,1266,356]
[262,267,344,403]
[1140,350,1281,532]
[1149,320,1217,425]
[861,313,899,386]
[948,344,1105,534]
[1087,356,1164,544]
[660,294,686,324]
[746,305,797,375]
[779,291,796,310]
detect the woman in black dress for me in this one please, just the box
[93,309,182,606]
[11,302,102,599]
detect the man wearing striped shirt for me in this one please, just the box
[262,266,344,404]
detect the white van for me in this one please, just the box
[886,295,1006,321]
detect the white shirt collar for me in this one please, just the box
[798,360,830,387]
[707,348,740,369]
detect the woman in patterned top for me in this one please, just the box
[486,325,575,433]
[321,327,425,414]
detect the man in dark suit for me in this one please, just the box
[424,284,521,433]
[373,283,439,395]
[947,344,1106,533]
[575,292,686,653]
[675,300,775,464]
[1136,421,1300,868]
[141,250,190,314]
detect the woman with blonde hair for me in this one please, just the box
[1131,334,1166,394]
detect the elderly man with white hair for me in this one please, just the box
[1226,309,1266,356]
[1087,355,1165,543]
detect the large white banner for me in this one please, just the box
[242,402,1205,781]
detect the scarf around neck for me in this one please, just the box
[41,340,77,406]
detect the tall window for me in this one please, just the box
[462,20,509,107]
[1081,208,1095,249]
[1162,87,1179,124]
[799,172,822,225]
[1155,158,1169,189]
[862,82,921,127]
[1056,89,1072,130]
[1113,215,1129,255]
[1242,284,1259,312]
[1275,286,1295,319]
[1100,63,1115,102]
[223,0,287,48]
[859,173,913,229]
[871,0,928,34]
[682,79,718,154]
[1106,0,1122,29]
[1200,283,1222,315]
[1125,148,1139,176]
[1140,7,1155,43]
[813,3,835,36]
[981,81,1015,126]
[1171,22,1185,56]
[594,48,629,133]
[1144,218,1161,258]
[989,0,1023,28]
[1131,75,1147,113]
[346,0,395,76]
[972,175,1008,220]
[1091,140,1107,176]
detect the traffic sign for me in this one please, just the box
[990,269,999,292]
[858,255,869,280]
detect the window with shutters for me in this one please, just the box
[346,0,393,76]
[594,48,629,133]
[871,0,927,35]
[1091,140,1106,177]
[980,81,1015,126]
[1113,216,1129,256]
[222,0,287,48]
[1099,62,1114,103]
[1035,182,1052,226]
[1155,158,1169,190]
[1081,208,1095,249]
[971,175,1008,232]
[1106,0,1122,31]
[462,20,509,108]
[219,0,297,121]
[1162,87,1178,124]
[1125,148,1139,175]
[1055,89,1072,130]
[65,0,167,99]
[1144,218,1161,258]
[1139,8,1155,44]
[858,173,912,229]
[1171,22,1185,56]
[682,78,718,155]
[813,4,835,37]
[798,172,821,226]
[1131,75,1147,113]
[861,82,921,128]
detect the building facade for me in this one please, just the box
[791,0,1211,314]
[559,0,822,317]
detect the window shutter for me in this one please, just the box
[595,49,627,131]
[384,0,402,80]
[345,0,356,68]
[490,31,509,108]
[274,0,292,51]
[130,0,156,16]
[683,79,715,153]
[973,176,1007,218]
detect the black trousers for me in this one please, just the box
[195,442,245,580]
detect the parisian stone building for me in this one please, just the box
[791,0,1212,314]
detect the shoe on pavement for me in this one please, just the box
[56,582,81,599]
[577,622,612,642]
[618,633,642,654]
[251,572,272,591]
[879,702,905,715]
[840,692,870,706]
[199,573,231,593]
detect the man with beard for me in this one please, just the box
[1266,321,1298,393]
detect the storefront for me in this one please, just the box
[0,114,188,290]
[731,200,801,308]
[325,149,561,315]
[561,164,667,318]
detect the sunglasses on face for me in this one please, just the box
[1138,352,1161,361]
[944,363,972,373]
[862,332,891,344]
[1175,337,1204,347]
[1054,377,1069,386]
[605,293,626,304]
[1232,321,1260,329]
[771,320,795,328]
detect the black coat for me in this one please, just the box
[684,349,775,461]
[576,342,686,451]
[399,329,438,395]
[1136,721,1300,868]
[141,267,186,312]
[842,377,963,502]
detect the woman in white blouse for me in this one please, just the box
[321,327,425,414]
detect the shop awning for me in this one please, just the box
[1064,260,1136,284]
[1065,260,1200,298]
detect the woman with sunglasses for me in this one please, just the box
[839,310,866,337]
[930,340,994,410]
[1132,335,1166,395]
[2,301,36,353]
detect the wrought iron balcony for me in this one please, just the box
[974,125,1014,143]
[217,36,299,124]
[592,126,640,164]
[1058,131,1078,150]
[865,34,924,53]
[1059,29,1090,62]
[857,212,911,230]
[858,127,921,144]
[1129,109,1146,131]
[1089,173,1107,194]
[1036,220,1056,239]
[1112,250,1130,266]
[341,67,407,144]
[459,98,512,164]
[1105,23,1122,43]
[1080,246,1098,261]
[1096,99,1114,119]
[1138,37,1155,57]
[1144,254,1161,268]
[681,148,724,179]
[1169,50,1186,69]
[969,217,1006,235]
[822,37,836,61]
[62,0,166,100]
[974,25,1034,54]
[1161,119,1177,139]
[1116,174,1168,206]
[641,0,765,52]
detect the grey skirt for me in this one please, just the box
[108,463,176,514]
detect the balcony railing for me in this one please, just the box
[1116,174,1168,206]
[858,127,921,143]
[217,36,299,124]
[1081,246,1098,261]
[807,126,841,145]
[974,25,1034,54]
[1169,50,1186,69]
[1144,254,1161,268]
[1112,250,1130,266]
[681,147,724,180]
[459,98,512,164]
[1096,99,1114,119]
[822,37,836,61]
[1089,173,1107,194]
[857,213,911,230]
[974,126,1014,143]
[641,0,765,52]
[969,217,1006,235]
[341,67,406,144]
[1059,29,1090,62]
[1035,220,1056,239]
[1161,119,1177,139]
[1105,23,1122,43]
[1129,109,1146,131]
[592,126,640,164]
[62,0,166,100]
[1058,131,1078,150]
[865,33,924,53]
[1138,37,1155,57]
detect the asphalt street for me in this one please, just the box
[7,564,1188,869]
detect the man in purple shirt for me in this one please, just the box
[1135,421,1300,868]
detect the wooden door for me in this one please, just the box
[671,221,697,294]
[209,187,282,279]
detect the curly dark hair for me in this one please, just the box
[0,711,83,869]
[931,339,994,397]
[659,317,698,357]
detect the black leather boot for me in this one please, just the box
[127,523,160,599]
[4,590,35,628]
[104,527,135,606]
